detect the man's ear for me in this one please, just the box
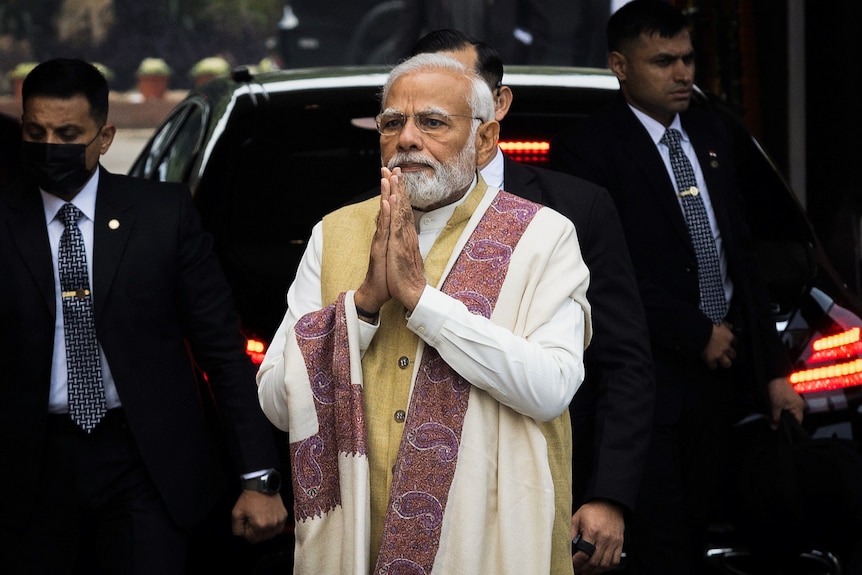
[608,51,627,82]
[494,86,513,121]
[475,120,500,168]
[98,123,116,155]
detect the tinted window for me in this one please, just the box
[191,90,382,341]
[133,100,207,183]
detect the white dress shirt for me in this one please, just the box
[480,147,506,190]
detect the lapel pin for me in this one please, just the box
[709,151,719,169]
[108,219,120,230]
[680,186,699,197]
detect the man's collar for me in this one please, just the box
[627,104,685,146]
[479,147,505,190]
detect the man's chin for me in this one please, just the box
[406,186,449,211]
[671,99,691,112]
[408,183,471,211]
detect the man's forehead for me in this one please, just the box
[23,95,93,124]
[384,69,471,112]
[636,29,692,52]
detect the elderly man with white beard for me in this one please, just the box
[257,52,592,575]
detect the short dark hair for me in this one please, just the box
[607,0,689,53]
[22,58,109,125]
[411,29,504,94]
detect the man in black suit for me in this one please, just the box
[549,2,805,573]
[0,58,287,574]
[412,29,655,575]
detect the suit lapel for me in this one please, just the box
[5,182,56,315]
[615,103,694,252]
[93,169,135,322]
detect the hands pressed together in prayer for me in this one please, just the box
[354,167,428,319]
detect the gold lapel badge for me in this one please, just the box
[108,219,120,230]
[680,186,699,197]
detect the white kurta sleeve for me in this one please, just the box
[406,208,590,422]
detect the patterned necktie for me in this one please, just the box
[661,128,728,324]
[58,203,106,433]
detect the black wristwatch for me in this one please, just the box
[242,469,282,495]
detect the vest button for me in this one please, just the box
[398,356,409,369]
[394,410,406,423]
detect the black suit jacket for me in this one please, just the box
[0,168,279,532]
[503,157,654,512]
[550,98,791,424]
[0,112,21,190]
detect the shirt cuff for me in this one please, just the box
[406,286,456,344]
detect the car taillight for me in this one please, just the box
[790,326,862,393]
[246,338,266,365]
[499,140,550,164]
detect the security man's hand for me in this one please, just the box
[571,500,625,574]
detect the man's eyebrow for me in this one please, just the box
[23,120,82,132]
[419,106,450,116]
[380,106,451,116]
[653,49,695,61]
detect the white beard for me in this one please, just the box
[386,131,477,210]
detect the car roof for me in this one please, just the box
[224,64,619,93]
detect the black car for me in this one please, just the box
[130,65,862,572]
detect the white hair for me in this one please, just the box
[380,53,495,122]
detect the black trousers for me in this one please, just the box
[15,409,187,575]
[627,361,737,575]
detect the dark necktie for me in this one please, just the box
[661,128,728,324]
[58,203,106,433]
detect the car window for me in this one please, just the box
[157,103,206,182]
[133,100,207,183]
[192,91,382,341]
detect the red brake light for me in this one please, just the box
[246,338,266,365]
[790,327,862,393]
[499,140,550,165]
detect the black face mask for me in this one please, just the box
[21,134,99,197]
